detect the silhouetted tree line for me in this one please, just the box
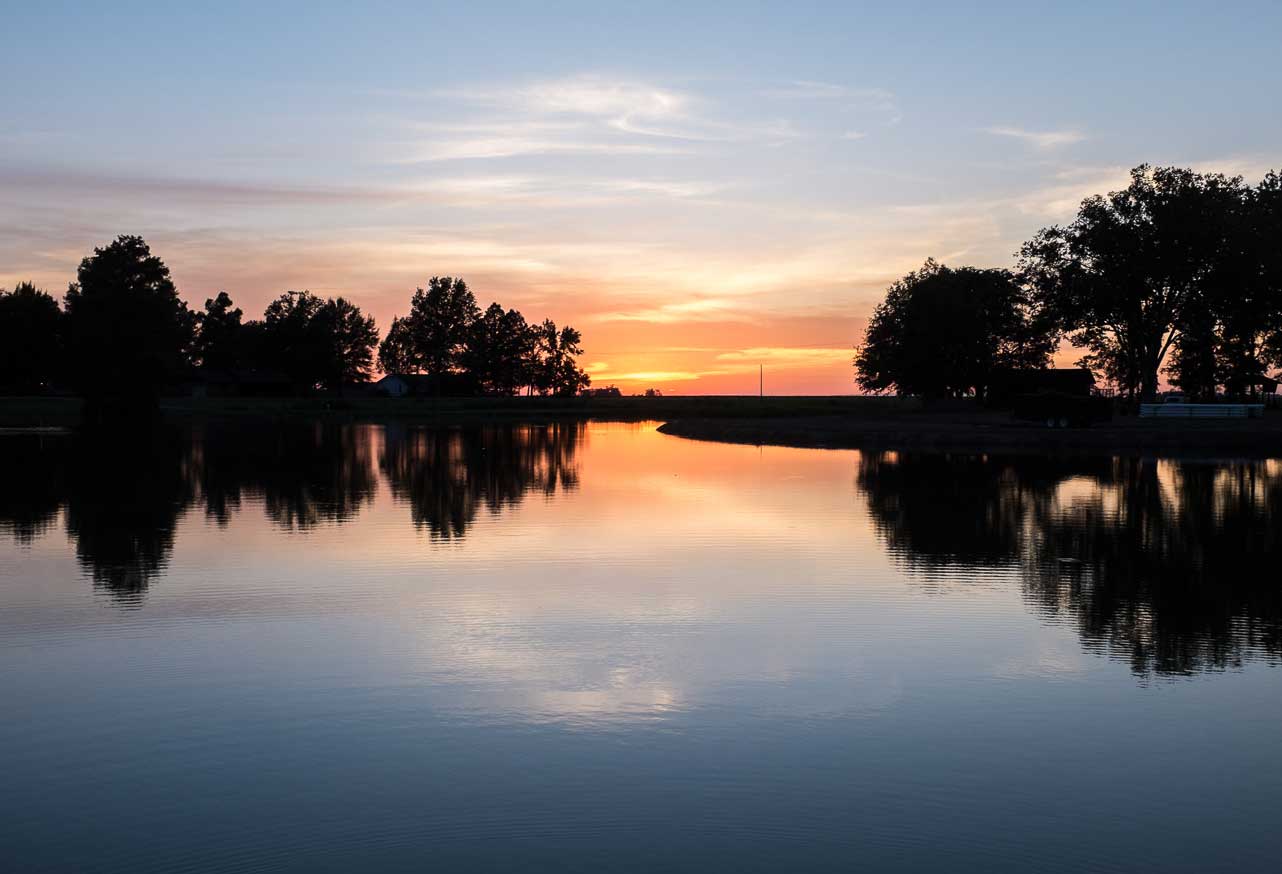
[856,450,1282,676]
[378,276,590,396]
[0,421,583,602]
[0,236,588,401]
[857,165,1282,401]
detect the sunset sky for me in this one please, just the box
[4,2,1282,393]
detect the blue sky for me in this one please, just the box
[4,1,1281,391]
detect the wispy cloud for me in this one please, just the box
[0,166,397,206]
[447,76,691,122]
[593,298,756,324]
[402,135,689,162]
[391,74,806,163]
[609,369,732,383]
[984,126,1086,149]
[716,347,853,367]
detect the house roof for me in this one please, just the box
[378,373,435,388]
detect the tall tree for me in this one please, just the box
[378,316,417,375]
[379,277,588,396]
[533,320,591,396]
[1019,165,1247,400]
[193,291,245,371]
[494,307,537,396]
[314,296,379,389]
[0,282,62,394]
[403,277,480,381]
[262,291,378,391]
[262,290,327,391]
[1223,171,1282,388]
[462,303,507,394]
[460,303,538,395]
[854,259,1055,398]
[1258,172,1282,375]
[63,235,194,404]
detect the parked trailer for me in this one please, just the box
[1011,392,1113,428]
[1139,403,1265,418]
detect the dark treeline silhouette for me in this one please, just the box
[857,165,1282,401]
[378,276,590,397]
[0,236,588,403]
[854,259,1055,399]
[857,450,1282,676]
[0,421,583,602]
[0,282,63,395]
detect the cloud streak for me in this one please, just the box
[391,74,811,163]
[984,126,1086,149]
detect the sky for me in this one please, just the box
[3,1,1281,394]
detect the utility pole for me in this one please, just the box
[759,364,763,398]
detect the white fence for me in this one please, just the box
[1139,403,1265,419]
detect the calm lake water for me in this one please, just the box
[2,421,1281,872]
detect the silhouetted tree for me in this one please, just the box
[381,278,588,397]
[855,259,1054,398]
[401,277,481,387]
[259,291,377,391]
[378,315,417,374]
[530,320,591,396]
[1019,166,1247,400]
[494,307,537,395]
[0,282,62,394]
[262,291,326,390]
[463,303,539,395]
[63,236,195,407]
[1195,170,1282,395]
[192,291,246,371]
[462,303,506,394]
[1256,172,1282,371]
[1167,299,1222,400]
[314,296,379,389]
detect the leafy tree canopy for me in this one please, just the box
[63,235,194,402]
[1019,165,1250,400]
[855,259,1055,398]
[0,282,62,394]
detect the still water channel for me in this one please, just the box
[2,421,1280,872]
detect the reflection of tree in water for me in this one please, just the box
[379,422,583,539]
[0,422,378,602]
[0,434,67,545]
[53,427,194,604]
[858,452,1282,676]
[192,422,377,530]
[0,421,582,602]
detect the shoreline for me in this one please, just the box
[657,414,1282,457]
[3,395,1280,457]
